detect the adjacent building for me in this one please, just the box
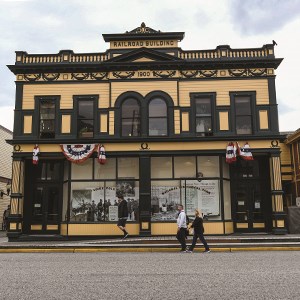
[6,24,288,240]
[0,125,12,230]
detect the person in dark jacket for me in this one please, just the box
[186,209,210,253]
[117,195,129,239]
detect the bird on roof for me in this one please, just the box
[272,40,278,46]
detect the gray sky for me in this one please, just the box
[1,0,300,132]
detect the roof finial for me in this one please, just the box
[141,22,146,28]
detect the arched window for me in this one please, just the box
[148,98,167,136]
[121,98,141,137]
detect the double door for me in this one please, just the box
[24,160,63,234]
[233,180,265,231]
[31,184,60,233]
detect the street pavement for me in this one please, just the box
[0,251,299,300]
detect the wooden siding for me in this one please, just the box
[179,79,269,106]
[23,83,110,109]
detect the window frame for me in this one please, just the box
[190,93,216,137]
[121,97,141,137]
[35,96,59,139]
[74,95,98,139]
[148,97,168,137]
[230,92,256,136]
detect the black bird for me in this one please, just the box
[272,40,278,46]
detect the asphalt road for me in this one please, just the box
[0,251,299,300]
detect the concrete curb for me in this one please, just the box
[0,246,300,253]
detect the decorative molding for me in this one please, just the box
[71,73,89,80]
[90,72,108,80]
[229,68,267,77]
[42,73,60,81]
[199,70,218,78]
[112,71,135,79]
[23,73,41,81]
[180,70,198,78]
[153,70,176,78]
[248,68,267,76]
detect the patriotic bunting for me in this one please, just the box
[97,145,106,165]
[226,142,237,164]
[33,144,40,165]
[226,142,254,163]
[61,144,96,163]
[237,142,254,161]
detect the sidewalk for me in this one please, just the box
[0,231,300,253]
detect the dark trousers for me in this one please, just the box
[190,230,209,251]
[176,228,187,251]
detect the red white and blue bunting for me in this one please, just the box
[225,142,237,164]
[32,144,40,165]
[97,145,106,165]
[226,142,254,163]
[237,142,254,161]
[61,144,97,164]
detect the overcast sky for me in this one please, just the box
[0,0,300,132]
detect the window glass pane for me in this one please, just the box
[196,118,212,133]
[78,101,93,119]
[40,99,55,139]
[195,98,211,115]
[122,98,140,118]
[94,158,116,179]
[151,180,181,221]
[64,160,69,181]
[40,100,55,118]
[46,162,61,180]
[149,118,167,136]
[122,119,140,137]
[151,157,172,178]
[118,157,139,179]
[78,119,94,138]
[236,116,252,134]
[182,179,221,219]
[70,181,104,222]
[197,156,219,177]
[149,98,167,117]
[222,157,230,179]
[174,156,196,178]
[62,182,68,221]
[223,180,231,219]
[235,97,251,115]
[116,180,139,222]
[71,159,93,179]
[121,98,140,137]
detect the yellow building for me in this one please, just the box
[6,23,287,240]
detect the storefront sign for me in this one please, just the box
[110,40,178,49]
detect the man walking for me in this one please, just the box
[176,204,187,252]
[117,195,129,239]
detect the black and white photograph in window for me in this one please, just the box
[116,180,139,221]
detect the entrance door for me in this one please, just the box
[31,184,60,233]
[234,180,264,232]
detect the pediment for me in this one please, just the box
[107,48,182,63]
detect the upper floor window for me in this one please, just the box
[235,96,252,135]
[121,98,140,137]
[39,99,55,139]
[78,100,94,138]
[195,97,213,136]
[149,98,167,136]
